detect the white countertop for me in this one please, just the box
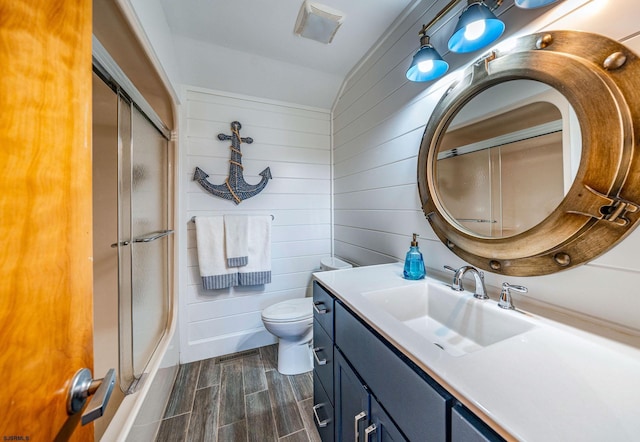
[313,263,640,442]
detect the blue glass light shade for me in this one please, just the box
[447,2,505,53]
[406,44,449,82]
[515,0,560,8]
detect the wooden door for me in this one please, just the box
[0,0,94,440]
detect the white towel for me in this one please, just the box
[195,216,238,289]
[223,215,249,267]
[238,215,272,286]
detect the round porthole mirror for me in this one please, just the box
[435,78,581,239]
[418,30,640,276]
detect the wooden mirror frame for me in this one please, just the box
[418,30,640,276]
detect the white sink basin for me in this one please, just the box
[362,282,535,356]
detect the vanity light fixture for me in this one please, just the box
[406,0,564,82]
[448,1,505,53]
[406,25,449,82]
[515,0,561,8]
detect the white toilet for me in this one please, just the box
[261,297,313,375]
[261,257,352,375]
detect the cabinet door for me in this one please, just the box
[451,403,504,442]
[366,396,407,442]
[335,351,370,441]
[335,301,450,441]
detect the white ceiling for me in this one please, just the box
[158,0,415,78]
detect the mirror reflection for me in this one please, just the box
[435,80,581,238]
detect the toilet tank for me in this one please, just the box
[320,257,353,271]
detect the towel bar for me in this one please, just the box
[110,230,174,248]
[134,230,174,243]
[190,215,274,223]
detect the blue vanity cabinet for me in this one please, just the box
[451,403,504,442]
[314,281,506,442]
[313,281,336,437]
[335,301,451,441]
[335,350,406,441]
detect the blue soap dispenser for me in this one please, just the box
[403,233,426,280]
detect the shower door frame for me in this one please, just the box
[93,37,174,395]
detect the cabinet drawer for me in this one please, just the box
[335,301,452,442]
[313,371,335,441]
[452,403,504,442]
[313,281,334,337]
[313,318,334,405]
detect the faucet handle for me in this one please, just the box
[499,282,528,310]
[444,265,464,291]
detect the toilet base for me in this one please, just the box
[277,339,312,375]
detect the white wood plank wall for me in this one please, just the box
[181,87,332,362]
[332,0,640,332]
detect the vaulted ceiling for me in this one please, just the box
[159,0,414,77]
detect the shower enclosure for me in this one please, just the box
[92,39,174,439]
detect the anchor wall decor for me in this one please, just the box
[194,121,272,204]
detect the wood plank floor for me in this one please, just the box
[156,345,321,442]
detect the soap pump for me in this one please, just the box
[403,233,426,280]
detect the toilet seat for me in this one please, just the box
[261,298,312,323]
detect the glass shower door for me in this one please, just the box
[93,36,174,439]
[130,105,170,378]
[117,95,172,391]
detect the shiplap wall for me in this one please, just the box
[180,87,331,363]
[332,0,640,332]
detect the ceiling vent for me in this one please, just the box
[294,1,345,44]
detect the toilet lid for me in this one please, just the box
[262,298,312,322]
[321,256,352,270]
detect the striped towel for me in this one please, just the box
[224,215,249,267]
[238,215,272,286]
[195,216,238,289]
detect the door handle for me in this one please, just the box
[364,424,377,441]
[67,368,116,425]
[312,347,327,365]
[312,403,330,428]
[313,302,327,314]
[354,411,367,442]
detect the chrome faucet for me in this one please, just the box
[444,265,489,299]
[498,282,528,310]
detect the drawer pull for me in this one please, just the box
[312,403,330,428]
[354,411,367,442]
[313,302,327,314]
[312,347,327,365]
[365,424,377,441]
